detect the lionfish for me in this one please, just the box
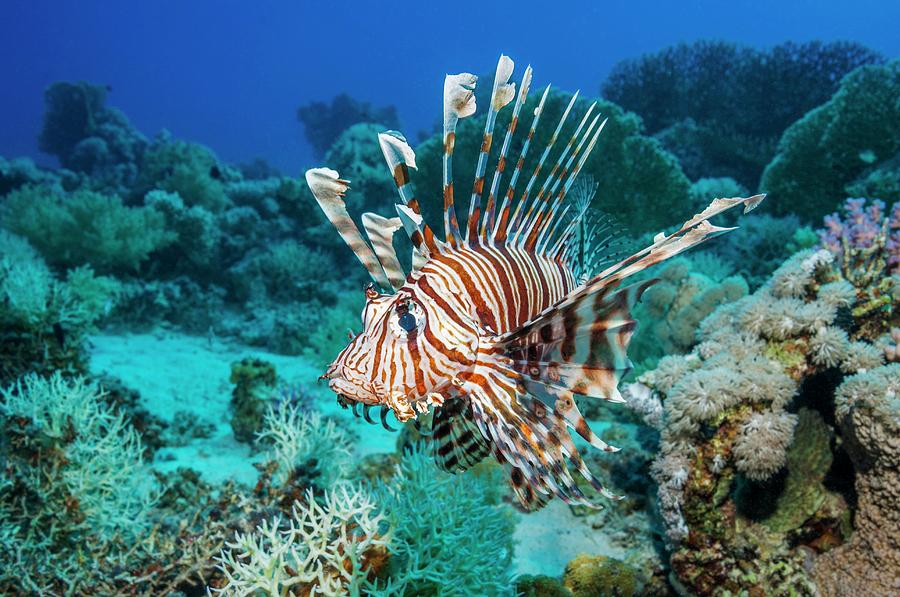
[307,55,763,511]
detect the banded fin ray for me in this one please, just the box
[430,397,491,473]
[305,168,392,289]
[361,213,406,290]
[442,72,478,247]
[465,55,516,244]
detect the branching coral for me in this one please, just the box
[257,401,354,488]
[214,485,389,596]
[0,373,157,593]
[372,449,515,596]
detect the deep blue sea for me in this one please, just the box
[1,2,898,595]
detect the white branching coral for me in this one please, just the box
[214,485,388,596]
[732,411,798,481]
[810,326,851,368]
[0,373,156,541]
[257,402,353,486]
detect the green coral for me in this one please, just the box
[1,184,173,273]
[374,448,515,595]
[760,408,833,533]
[228,358,277,443]
[0,232,118,385]
[413,88,691,234]
[761,59,900,221]
[135,134,230,212]
[563,554,639,597]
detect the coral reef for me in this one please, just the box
[630,257,748,371]
[1,184,173,273]
[0,374,156,593]
[0,231,118,385]
[297,93,400,159]
[372,448,515,595]
[563,554,639,597]
[814,364,900,595]
[214,485,390,595]
[603,40,883,187]
[413,88,691,234]
[229,357,277,443]
[761,59,900,221]
[634,243,893,594]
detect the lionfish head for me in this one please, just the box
[321,283,478,423]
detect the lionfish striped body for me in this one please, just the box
[306,55,763,511]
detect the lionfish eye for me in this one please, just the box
[398,311,417,333]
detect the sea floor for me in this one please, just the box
[89,329,655,577]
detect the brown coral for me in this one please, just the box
[813,364,900,594]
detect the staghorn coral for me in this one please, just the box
[814,364,900,594]
[213,484,389,596]
[257,401,354,488]
[761,59,900,221]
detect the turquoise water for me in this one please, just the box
[1,3,899,595]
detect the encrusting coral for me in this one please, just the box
[813,364,900,595]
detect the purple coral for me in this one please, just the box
[819,198,900,276]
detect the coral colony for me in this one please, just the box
[0,39,898,595]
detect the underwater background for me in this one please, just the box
[1,1,899,595]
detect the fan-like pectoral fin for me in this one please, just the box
[457,348,622,512]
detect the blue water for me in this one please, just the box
[3,0,899,172]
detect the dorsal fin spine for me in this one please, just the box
[530,114,603,252]
[493,85,550,244]
[378,131,442,256]
[507,91,580,239]
[442,72,478,248]
[465,55,516,246]
[481,65,533,243]
[515,107,598,249]
[362,213,406,290]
